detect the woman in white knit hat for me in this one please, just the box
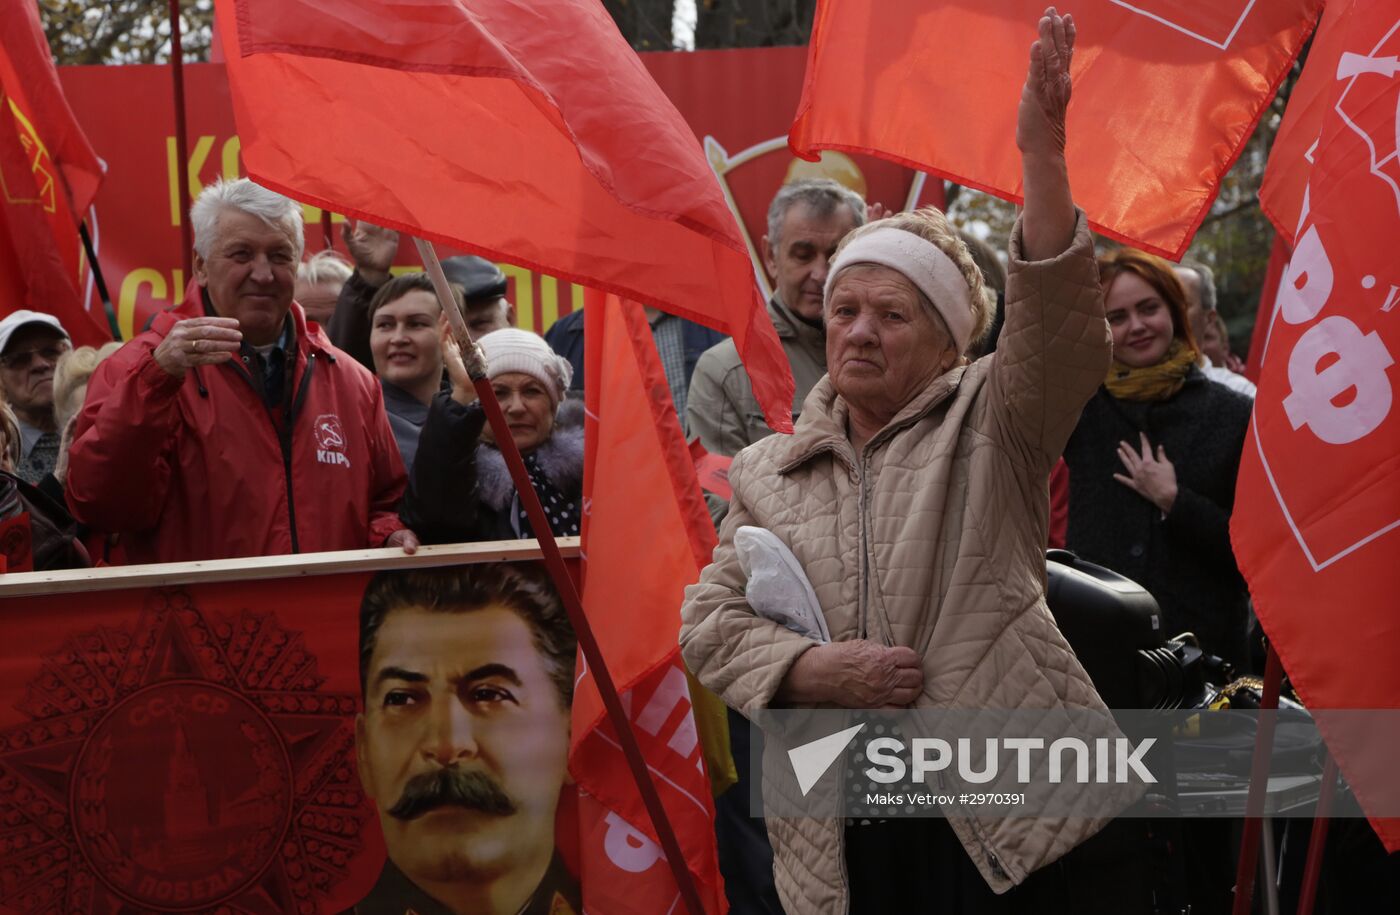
[399,326,582,543]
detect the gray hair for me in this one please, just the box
[766,178,866,249]
[1178,260,1217,312]
[191,178,304,261]
[297,249,353,287]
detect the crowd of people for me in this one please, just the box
[0,7,1286,912]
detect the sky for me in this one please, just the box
[674,0,696,50]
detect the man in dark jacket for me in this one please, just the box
[543,304,724,419]
[66,178,416,564]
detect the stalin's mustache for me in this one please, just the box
[388,767,516,820]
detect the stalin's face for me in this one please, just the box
[356,605,570,902]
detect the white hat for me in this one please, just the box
[0,310,70,355]
[477,328,573,406]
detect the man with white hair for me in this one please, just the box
[1174,261,1256,398]
[295,248,354,325]
[67,178,417,563]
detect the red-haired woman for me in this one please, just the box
[1063,248,1254,667]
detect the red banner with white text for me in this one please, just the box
[51,50,935,342]
[1240,0,1400,851]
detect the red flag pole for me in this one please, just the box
[1296,754,1340,915]
[414,240,707,915]
[1230,645,1285,915]
[169,0,193,280]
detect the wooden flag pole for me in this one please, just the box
[168,0,193,280]
[413,238,708,915]
[1230,645,1285,915]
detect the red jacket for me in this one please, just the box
[67,303,406,564]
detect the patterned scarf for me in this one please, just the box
[18,432,59,485]
[1104,339,1198,403]
[516,449,581,538]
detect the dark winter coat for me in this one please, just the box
[380,381,431,475]
[399,392,583,543]
[1063,369,1254,665]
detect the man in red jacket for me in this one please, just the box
[67,178,417,564]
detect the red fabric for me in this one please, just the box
[789,0,1322,259]
[1244,234,1291,383]
[218,0,793,433]
[0,512,33,573]
[0,0,107,346]
[0,575,390,912]
[689,437,734,501]
[66,297,405,564]
[1239,0,1400,852]
[572,292,725,913]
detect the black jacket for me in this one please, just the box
[1063,370,1254,666]
[399,392,583,543]
[344,853,580,915]
[380,381,432,476]
[326,269,380,371]
[543,305,726,397]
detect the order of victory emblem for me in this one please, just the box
[0,590,370,913]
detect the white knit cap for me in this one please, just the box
[477,328,573,406]
[824,227,976,354]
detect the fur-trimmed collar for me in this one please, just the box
[475,424,584,512]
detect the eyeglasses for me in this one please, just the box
[0,344,69,370]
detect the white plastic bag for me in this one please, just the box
[735,525,830,643]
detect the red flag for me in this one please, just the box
[1243,233,1291,384]
[572,292,725,913]
[790,0,1321,259]
[0,0,107,345]
[1239,0,1400,851]
[217,0,794,432]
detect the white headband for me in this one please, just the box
[824,227,976,354]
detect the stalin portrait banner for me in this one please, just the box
[0,543,607,915]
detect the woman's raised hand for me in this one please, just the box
[441,323,487,406]
[1017,7,1076,159]
[1018,7,1078,261]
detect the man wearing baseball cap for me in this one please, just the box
[0,310,71,484]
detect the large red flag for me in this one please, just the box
[1241,0,1400,851]
[216,0,793,432]
[0,0,107,345]
[571,292,726,913]
[790,0,1321,259]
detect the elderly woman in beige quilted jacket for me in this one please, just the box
[681,8,1127,914]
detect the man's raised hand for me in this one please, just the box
[341,219,400,286]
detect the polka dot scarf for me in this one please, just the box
[517,450,581,538]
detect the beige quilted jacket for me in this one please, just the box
[680,212,1126,912]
